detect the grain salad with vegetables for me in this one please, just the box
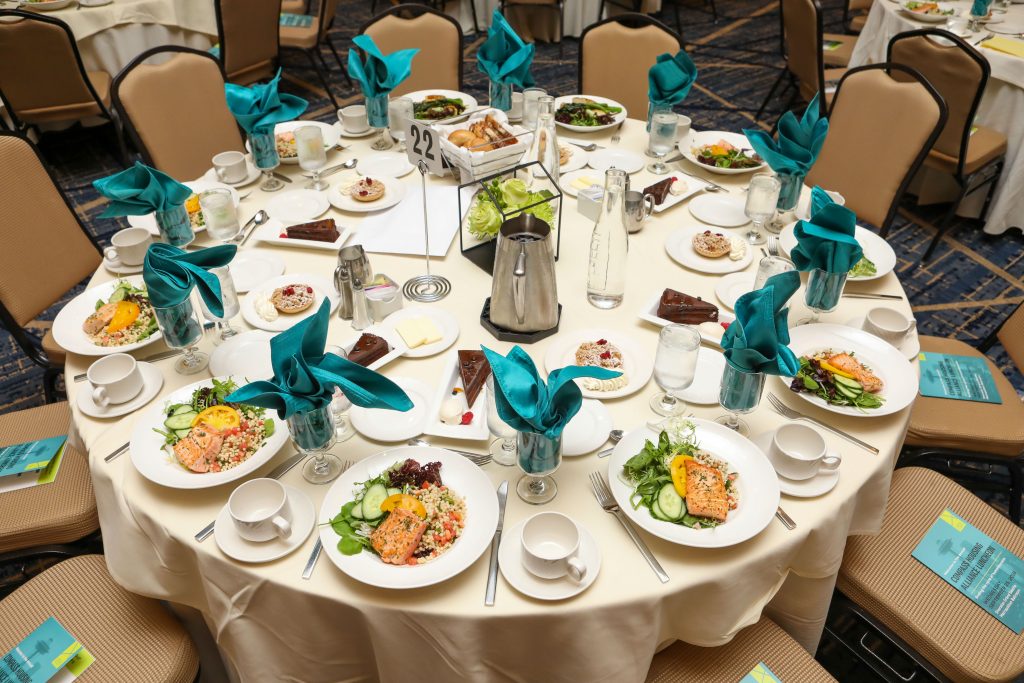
[81,280,158,347]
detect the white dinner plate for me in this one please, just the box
[209,330,274,379]
[675,348,727,405]
[201,161,261,188]
[558,145,589,174]
[553,95,628,134]
[638,289,735,347]
[78,0,113,7]
[245,120,340,164]
[76,361,163,419]
[750,432,840,498]
[844,316,921,361]
[379,307,459,358]
[688,193,750,228]
[714,272,755,311]
[327,175,406,213]
[608,419,780,548]
[215,486,315,562]
[51,275,163,356]
[498,518,600,600]
[543,329,654,400]
[19,0,73,10]
[127,179,240,235]
[782,323,918,417]
[562,399,613,455]
[681,130,767,175]
[779,223,897,282]
[899,3,957,22]
[230,251,286,293]
[265,190,331,223]
[404,89,479,125]
[240,273,339,332]
[665,225,754,274]
[129,375,290,489]
[358,153,414,178]
[350,376,433,442]
[588,148,645,174]
[558,169,604,198]
[423,350,490,442]
[254,218,353,252]
[318,446,499,589]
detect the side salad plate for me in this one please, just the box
[681,131,767,175]
[553,95,627,133]
[543,329,654,400]
[779,224,896,281]
[52,276,162,356]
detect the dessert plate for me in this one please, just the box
[327,176,406,213]
[639,289,735,347]
[714,272,755,311]
[350,377,433,442]
[562,399,613,455]
[665,225,753,274]
[266,190,330,223]
[254,218,353,252]
[687,194,749,227]
[240,273,339,332]
[543,329,654,400]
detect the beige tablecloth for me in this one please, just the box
[68,119,913,683]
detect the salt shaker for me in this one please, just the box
[350,273,371,331]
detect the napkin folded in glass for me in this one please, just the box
[790,186,863,273]
[476,9,535,88]
[722,271,801,376]
[743,93,829,176]
[143,243,236,316]
[347,34,419,97]
[225,69,308,135]
[93,162,191,216]
[648,50,697,107]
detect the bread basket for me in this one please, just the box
[437,109,533,182]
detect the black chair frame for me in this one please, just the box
[578,13,683,96]
[0,531,103,600]
[598,0,718,29]
[371,0,478,33]
[270,0,352,107]
[756,0,832,122]
[359,3,466,90]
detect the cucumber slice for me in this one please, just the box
[164,411,197,431]
[170,405,193,416]
[361,483,388,521]
[657,483,685,521]
[651,500,668,521]
[835,383,860,399]
[173,428,191,440]
[350,501,364,520]
[386,487,402,497]
[833,375,862,390]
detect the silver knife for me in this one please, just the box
[104,441,129,462]
[195,453,306,542]
[272,171,293,184]
[302,539,323,580]
[484,480,508,606]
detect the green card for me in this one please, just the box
[740,662,782,682]
[918,352,1002,403]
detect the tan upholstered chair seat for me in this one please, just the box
[905,336,1024,456]
[646,618,836,682]
[18,69,111,124]
[0,402,97,553]
[0,555,199,682]
[839,467,1024,683]
[41,328,65,365]
[280,23,318,49]
[925,124,1007,176]
[281,0,305,11]
[822,32,855,66]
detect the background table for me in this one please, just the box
[848,0,1024,236]
[68,119,913,683]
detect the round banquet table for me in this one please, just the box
[848,0,1024,236]
[66,118,914,683]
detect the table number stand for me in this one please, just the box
[402,160,451,303]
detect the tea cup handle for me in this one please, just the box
[214,166,228,182]
[567,556,587,583]
[92,386,110,408]
[819,451,842,472]
[272,515,292,539]
[642,193,655,219]
[103,246,119,262]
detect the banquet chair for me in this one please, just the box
[0,132,103,403]
[361,4,463,95]
[598,0,718,29]
[844,0,873,32]
[0,555,200,681]
[0,402,100,598]
[827,467,1024,682]
[282,0,308,12]
[279,0,353,108]
[645,618,836,682]
[215,0,282,86]
[899,301,1024,523]
[371,0,479,34]
[111,46,246,182]
[578,14,683,119]
[806,63,946,236]
[500,0,565,56]
[887,29,1007,262]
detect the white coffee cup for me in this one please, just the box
[509,92,524,121]
[521,512,587,582]
[228,479,293,542]
[863,307,916,347]
[87,353,143,407]
[338,105,369,134]
[769,423,841,481]
[675,114,692,141]
[212,151,248,184]
[103,227,151,267]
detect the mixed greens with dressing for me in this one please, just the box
[467,178,555,239]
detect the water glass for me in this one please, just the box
[489,80,513,112]
[517,431,561,505]
[745,174,781,245]
[198,189,241,242]
[647,111,678,175]
[153,298,207,374]
[366,94,392,151]
[287,404,342,484]
[295,125,328,191]
[522,87,547,129]
[753,255,796,290]
[715,364,765,436]
[154,204,194,247]
[197,265,240,342]
[800,268,847,324]
[388,97,414,152]
[249,129,284,192]
[650,324,701,416]
[486,375,516,466]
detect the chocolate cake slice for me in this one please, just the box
[643,177,675,205]
[457,350,491,408]
[347,333,390,367]
[285,218,339,243]
[657,288,719,324]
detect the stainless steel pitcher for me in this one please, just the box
[489,214,558,333]
[334,245,372,320]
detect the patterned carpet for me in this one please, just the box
[3,0,1023,416]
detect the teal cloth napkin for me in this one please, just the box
[648,50,697,107]
[791,186,863,273]
[143,243,236,316]
[742,93,828,176]
[481,345,620,440]
[971,0,991,15]
[93,162,191,217]
[346,34,419,98]
[225,69,308,135]
[476,10,535,88]
[722,271,801,376]
[225,300,413,418]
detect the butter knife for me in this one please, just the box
[272,171,292,184]
[484,480,508,606]
[195,453,305,542]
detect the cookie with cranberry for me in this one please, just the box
[691,230,732,258]
[350,177,385,203]
[271,283,316,314]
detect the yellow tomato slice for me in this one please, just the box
[380,493,427,518]
[185,193,201,214]
[192,405,241,431]
[106,300,140,333]
[819,360,855,379]
[670,455,693,498]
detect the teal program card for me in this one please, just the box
[0,617,92,683]
[740,662,782,682]
[0,435,66,479]
[912,509,1024,634]
[918,352,1002,404]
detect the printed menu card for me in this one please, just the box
[0,436,66,493]
[918,352,1002,404]
[0,618,94,683]
[740,662,781,682]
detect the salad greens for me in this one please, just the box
[467,178,555,239]
[554,100,622,127]
[790,355,884,411]
[850,256,877,278]
[413,97,466,120]
[152,378,274,447]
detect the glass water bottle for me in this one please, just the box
[586,168,629,309]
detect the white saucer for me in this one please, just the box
[562,399,613,456]
[674,347,726,405]
[334,122,376,139]
[844,316,921,361]
[688,194,750,228]
[230,251,286,293]
[214,485,315,563]
[350,376,433,442]
[102,255,143,275]
[588,148,645,174]
[209,330,273,378]
[380,307,459,358]
[358,153,415,178]
[714,272,754,311]
[202,162,262,188]
[265,190,331,224]
[498,518,601,601]
[75,362,163,419]
[750,431,840,498]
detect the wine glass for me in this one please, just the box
[485,375,516,466]
[647,111,678,175]
[799,268,847,325]
[324,345,355,443]
[744,174,781,246]
[248,129,284,192]
[649,324,701,416]
[517,431,560,505]
[197,265,240,342]
[198,189,241,243]
[153,297,208,374]
[366,93,393,151]
[715,364,765,436]
[388,97,414,152]
[287,404,342,484]
[295,125,328,191]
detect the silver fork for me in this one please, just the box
[302,460,353,579]
[407,438,491,466]
[767,235,781,257]
[766,393,880,454]
[589,472,669,583]
[610,120,625,145]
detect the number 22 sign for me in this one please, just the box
[404,119,447,175]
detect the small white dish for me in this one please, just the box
[266,190,331,224]
[687,194,750,228]
[76,362,163,418]
[209,330,274,378]
[498,518,600,600]
[358,153,415,178]
[845,316,921,360]
[562,399,613,456]
[674,348,726,405]
[423,350,490,442]
[214,485,315,563]
[202,161,261,188]
[665,225,754,274]
[648,172,709,213]
[254,218,353,252]
[750,432,840,498]
[380,307,459,358]
[350,376,433,442]
[230,251,286,293]
[127,179,240,235]
[102,255,143,275]
[558,169,604,198]
[638,289,735,347]
[240,273,339,332]
[557,145,589,174]
[542,329,654,400]
[333,122,377,139]
[327,175,406,213]
[714,272,755,311]
[588,148,645,174]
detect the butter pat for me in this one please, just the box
[395,316,442,349]
[571,175,598,191]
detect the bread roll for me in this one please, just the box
[448,130,475,147]
[468,136,493,151]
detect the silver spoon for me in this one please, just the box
[567,141,600,152]
[322,159,358,179]
[596,429,624,458]
[236,210,269,247]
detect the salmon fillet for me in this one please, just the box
[827,353,883,393]
[371,508,427,565]
[172,426,223,473]
[82,302,117,335]
[684,460,728,522]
